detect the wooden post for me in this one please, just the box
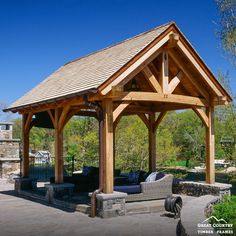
[98,118,104,190]
[148,113,156,172]
[102,99,114,193]
[205,106,215,184]
[54,109,64,184]
[161,51,169,93]
[113,131,116,173]
[22,114,30,177]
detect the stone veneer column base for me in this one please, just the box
[15,177,37,193]
[96,191,127,218]
[44,183,74,204]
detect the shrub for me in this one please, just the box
[210,195,236,235]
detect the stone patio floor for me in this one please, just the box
[0,179,193,236]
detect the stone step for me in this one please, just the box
[75,204,91,214]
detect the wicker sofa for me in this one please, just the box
[115,174,173,202]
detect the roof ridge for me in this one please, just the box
[64,21,175,66]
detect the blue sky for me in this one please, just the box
[0,0,235,110]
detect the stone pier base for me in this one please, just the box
[45,183,74,203]
[96,191,127,218]
[15,177,37,193]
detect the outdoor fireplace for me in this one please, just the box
[0,122,20,178]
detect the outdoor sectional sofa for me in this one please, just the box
[50,167,173,202]
[114,174,173,202]
[50,166,121,192]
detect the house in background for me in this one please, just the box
[34,150,51,164]
[0,122,20,177]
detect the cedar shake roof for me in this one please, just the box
[8,22,171,110]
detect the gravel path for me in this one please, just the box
[0,179,179,236]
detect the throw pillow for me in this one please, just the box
[145,172,157,182]
[82,166,93,176]
[128,171,140,184]
[155,172,165,180]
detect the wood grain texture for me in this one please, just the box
[205,106,215,184]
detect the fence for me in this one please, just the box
[28,156,75,181]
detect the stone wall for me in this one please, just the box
[173,179,232,198]
[0,140,20,178]
[0,130,12,140]
[0,161,20,177]
[0,140,19,159]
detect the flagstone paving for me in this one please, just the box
[0,179,181,236]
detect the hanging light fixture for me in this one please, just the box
[128,78,140,91]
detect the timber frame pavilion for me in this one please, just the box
[5,22,232,194]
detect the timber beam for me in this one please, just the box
[168,50,210,102]
[107,91,207,107]
[193,107,209,127]
[142,67,162,93]
[176,40,222,97]
[153,111,167,131]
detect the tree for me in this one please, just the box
[115,116,149,171]
[171,111,205,167]
[216,0,236,65]
[215,71,236,160]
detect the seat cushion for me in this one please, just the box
[114,185,141,194]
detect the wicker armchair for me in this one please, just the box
[125,174,173,202]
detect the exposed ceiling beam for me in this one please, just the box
[142,66,162,93]
[168,50,210,102]
[177,40,222,97]
[108,91,207,107]
[168,71,183,93]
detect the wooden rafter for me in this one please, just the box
[142,67,162,93]
[177,40,222,97]
[168,50,210,102]
[168,71,183,93]
[17,95,86,115]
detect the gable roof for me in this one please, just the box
[7,22,172,111]
[6,22,232,112]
